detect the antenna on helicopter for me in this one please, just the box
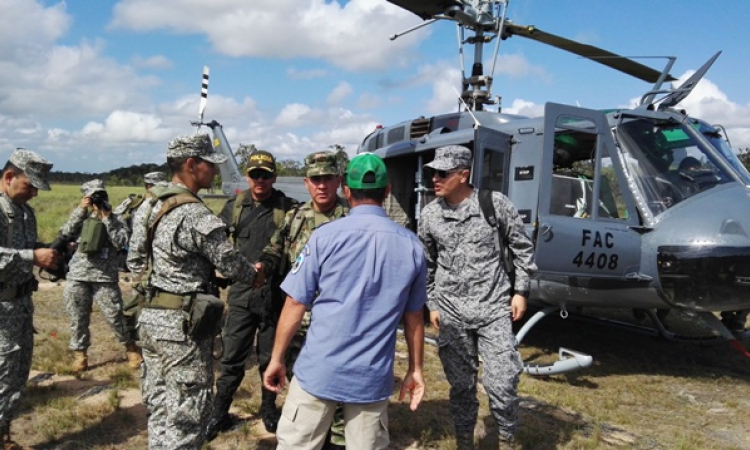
[193,65,210,131]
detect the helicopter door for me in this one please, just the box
[473,126,512,194]
[535,103,644,304]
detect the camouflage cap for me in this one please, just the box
[166,134,227,164]
[424,145,472,171]
[80,179,106,197]
[246,150,277,173]
[8,149,53,191]
[143,171,166,184]
[304,151,339,177]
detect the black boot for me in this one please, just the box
[260,388,281,433]
[205,396,234,441]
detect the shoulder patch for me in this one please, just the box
[291,244,311,274]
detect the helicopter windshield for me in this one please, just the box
[701,129,750,186]
[616,119,733,217]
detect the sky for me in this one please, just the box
[1,0,750,173]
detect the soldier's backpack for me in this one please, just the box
[120,193,145,227]
[478,188,515,288]
[123,188,203,340]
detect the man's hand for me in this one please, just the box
[33,248,58,270]
[399,370,425,411]
[80,197,92,209]
[511,294,527,321]
[262,360,287,393]
[429,310,440,331]
[253,262,266,288]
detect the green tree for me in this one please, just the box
[234,143,257,175]
[277,159,304,176]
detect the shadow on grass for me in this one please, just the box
[515,307,750,382]
[33,402,147,450]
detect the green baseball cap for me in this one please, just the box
[346,153,388,189]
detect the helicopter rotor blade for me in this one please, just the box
[198,65,210,124]
[502,23,676,83]
[386,0,461,20]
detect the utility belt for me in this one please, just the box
[0,278,39,302]
[146,289,225,339]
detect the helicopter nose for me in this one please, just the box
[653,185,750,311]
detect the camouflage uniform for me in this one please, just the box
[257,151,349,447]
[62,180,132,352]
[0,150,52,444]
[418,146,536,446]
[130,134,256,450]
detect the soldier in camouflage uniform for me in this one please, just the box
[418,145,536,450]
[113,171,166,272]
[61,179,142,372]
[257,150,349,450]
[129,134,257,450]
[113,171,166,234]
[0,149,57,450]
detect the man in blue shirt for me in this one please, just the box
[263,153,427,450]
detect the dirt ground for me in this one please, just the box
[13,276,750,449]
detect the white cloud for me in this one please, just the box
[327,82,353,105]
[503,99,544,117]
[275,103,316,128]
[109,0,426,71]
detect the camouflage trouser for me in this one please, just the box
[438,315,523,442]
[138,308,214,450]
[0,296,34,422]
[286,311,345,446]
[63,280,130,351]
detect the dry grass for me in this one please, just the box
[17,280,750,449]
[13,183,750,449]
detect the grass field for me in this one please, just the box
[29,183,226,243]
[14,183,750,449]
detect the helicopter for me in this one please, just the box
[357,0,750,375]
[191,66,312,202]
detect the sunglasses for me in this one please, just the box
[432,169,463,179]
[248,170,275,180]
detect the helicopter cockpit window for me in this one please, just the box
[549,126,626,221]
[702,129,750,186]
[616,119,733,216]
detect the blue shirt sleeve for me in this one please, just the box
[405,242,428,313]
[280,237,321,305]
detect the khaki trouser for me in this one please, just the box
[276,377,389,450]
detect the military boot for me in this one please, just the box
[205,396,233,441]
[124,342,143,369]
[72,350,88,373]
[260,387,281,433]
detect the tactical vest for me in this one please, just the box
[230,190,291,244]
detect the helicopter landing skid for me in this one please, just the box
[562,308,750,357]
[515,307,594,376]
